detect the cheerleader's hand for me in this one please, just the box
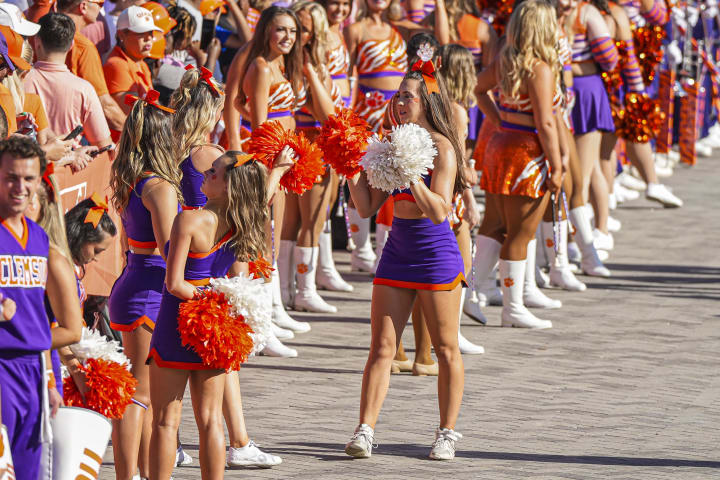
[273,145,296,173]
[0,294,16,321]
[49,385,64,417]
[546,172,562,193]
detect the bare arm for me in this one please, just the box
[142,179,179,261]
[434,0,450,44]
[223,45,251,151]
[265,146,296,204]
[475,61,501,125]
[479,20,499,68]
[346,171,389,218]
[100,93,127,131]
[304,64,337,123]
[528,63,562,191]
[244,59,272,129]
[47,249,83,349]
[410,136,455,224]
[164,212,199,300]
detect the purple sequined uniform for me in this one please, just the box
[0,216,49,480]
[180,156,207,209]
[148,232,236,369]
[108,176,180,331]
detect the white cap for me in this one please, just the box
[0,4,40,36]
[117,6,163,34]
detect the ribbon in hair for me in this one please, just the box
[185,65,223,97]
[234,153,255,167]
[124,89,176,113]
[42,162,55,195]
[84,192,109,228]
[411,60,440,95]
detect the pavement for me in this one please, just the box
[99,157,720,479]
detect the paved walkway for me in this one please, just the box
[100,158,720,479]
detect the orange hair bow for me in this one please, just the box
[124,89,176,114]
[233,153,255,167]
[42,162,55,194]
[84,192,109,228]
[411,60,440,95]
[185,64,224,97]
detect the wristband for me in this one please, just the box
[46,369,56,390]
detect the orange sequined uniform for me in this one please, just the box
[241,79,296,147]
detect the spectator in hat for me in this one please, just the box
[0,4,41,36]
[0,31,18,134]
[58,0,128,133]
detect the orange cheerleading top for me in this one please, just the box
[497,89,563,115]
[356,28,408,79]
[457,14,485,66]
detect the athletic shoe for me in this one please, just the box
[646,183,683,208]
[176,446,193,466]
[227,441,282,468]
[429,428,462,460]
[345,424,375,458]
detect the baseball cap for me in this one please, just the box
[141,2,177,34]
[0,32,16,72]
[200,0,227,16]
[117,6,163,34]
[0,26,29,70]
[0,4,40,37]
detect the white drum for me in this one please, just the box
[51,407,111,480]
[0,424,15,480]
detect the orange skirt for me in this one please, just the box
[471,120,499,171]
[480,123,548,198]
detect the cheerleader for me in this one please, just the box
[475,0,564,329]
[148,149,293,479]
[345,0,408,272]
[344,62,467,460]
[171,66,282,468]
[108,89,180,480]
[241,7,310,352]
[566,0,618,277]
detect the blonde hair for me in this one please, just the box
[36,175,74,267]
[438,44,477,109]
[292,1,331,84]
[171,67,225,159]
[498,0,561,100]
[221,152,268,261]
[110,100,182,211]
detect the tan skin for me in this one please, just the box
[347,79,464,430]
[150,152,292,480]
[476,60,564,260]
[243,14,300,262]
[112,30,155,116]
[324,0,352,100]
[0,155,63,414]
[111,175,178,480]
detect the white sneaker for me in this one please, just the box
[593,229,614,251]
[176,446,193,466]
[655,162,673,178]
[345,424,375,458]
[607,216,622,233]
[227,441,282,468]
[260,333,298,358]
[462,294,487,325]
[458,330,484,354]
[608,191,617,210]
[271,321,294,340]
[429,428,462,460]
[597,249,609,262]
[617,171,646,191]
[646,183,683,208]
[695,141,712,157]
[667,149,680,165]
[614,183,640,203]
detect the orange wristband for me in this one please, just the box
[46,370,56,390]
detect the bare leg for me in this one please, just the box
[590,162,609,233]
[358,285,417,428]
[572,130,601,207]
[297,173,332,247]
[477,192,505,242]
[498,194,551,261]
[280,192,300,242]
[223,370,250,448]
[626,140,659,184]
[149,364,189,480]
[189,370,227,480]
[411,301,434,365]
[112,326,152,480]
[600,133,618,194]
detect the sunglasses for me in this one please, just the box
[86,0,105,6]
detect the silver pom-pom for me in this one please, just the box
[360,123,437,193]
[69,327,131,370]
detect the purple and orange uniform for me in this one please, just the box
[0,216,50,480]
[240,79,296,147]
[327,40,352,107]
[108,175,180,332]
[374,174,466,291]
[180,155,208,210]
[148,233,236,369]
[354,29,408,132]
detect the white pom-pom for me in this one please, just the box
[69,327,131,370]
[360,123,436,193]
[210,274,273,356]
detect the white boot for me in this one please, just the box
[542,220,586,291]
[348,208,376,273]
[462,290,487,325]
[523,239,562,309]
[278,240,295,307]
[260,330,298,358]
[293,246,337,314]
[374,223,391,272]
[270,269,311,333]
[499,259,552,329]
[316,227,353,292]
[569,207,611,277]
[457,288,484,354]
[473,235,503,306]
[272,321,294,340]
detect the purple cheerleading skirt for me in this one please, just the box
[571,74,615,135]
[108,252,166,332]
[374,217,465,290]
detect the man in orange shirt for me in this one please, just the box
[57,0,127,132]
[0,31,17,135]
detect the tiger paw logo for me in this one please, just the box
[571,226,577,236]
[545,238,554,248]
[350,224,359,233]
[365,90,386,109]
[503,277,514,287]
[297,263,309,274]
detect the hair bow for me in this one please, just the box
[411,60,440,95]
[233,153,255,167]
[185,65,224,97]
[124,89,176,113]
[84,192,109,228]
[42,162,55,195]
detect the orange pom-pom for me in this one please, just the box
[615,92,665,143]
[63,359,137,419]
[633,25,666,85]
[178,289,254,371]
[248,255,273,280]
[317,108,373,177]
[248,120,325,194]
